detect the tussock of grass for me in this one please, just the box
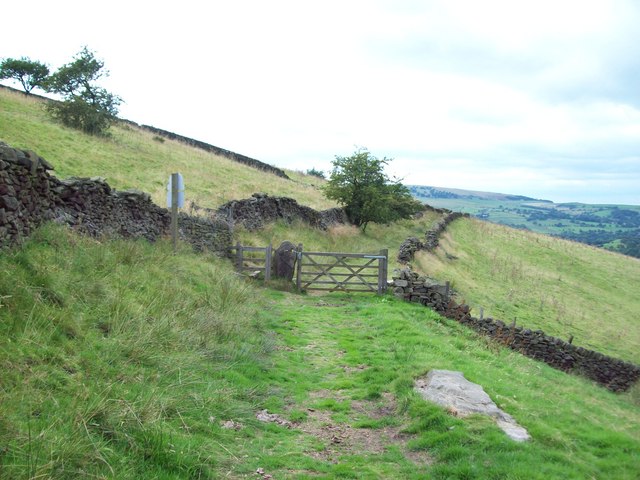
[0,224,270,479]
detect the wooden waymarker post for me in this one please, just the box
[167,173,184,253]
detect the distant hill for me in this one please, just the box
[409,185,640,258]
[409,185,549,202]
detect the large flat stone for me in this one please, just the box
[415,370,530,442]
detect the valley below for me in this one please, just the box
[409,185,640,258]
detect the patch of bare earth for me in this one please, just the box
[300,391,433,465]
[340,363,368,374]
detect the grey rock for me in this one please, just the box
[0,146,18,162]
[415,370,530,442]
[274,240,297,280]
[0,195,20,211]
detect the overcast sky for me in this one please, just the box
[3,0,639,204]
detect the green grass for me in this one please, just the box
[0,225,272,479]
[1,225,638,478]
[260,291,640,479]
[236,213,640,364]
[415,217,640,364]
[0,87,334,210]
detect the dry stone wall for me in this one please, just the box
[138,124,290,179]
[0,146,57,242]
[0,141,231,255]
[177,213,232,253]
[54,178,170,241]
[215,193,348,231]
[391,268,640,392]
[398,211,468,263]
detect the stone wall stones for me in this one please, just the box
[391,268,640,392]
[55,178,170,241]
[215,193,348,231]
[398,211,468,263]
[177,212,232,254]
[0,145,57,243]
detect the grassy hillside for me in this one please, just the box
[5,83,637,364]
[415,217,640,364]
[0,87,333,210]
[1,225,638,479]
[0,225,271,478]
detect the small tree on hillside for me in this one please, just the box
[45,47,121,135]
[323,148,423,231]
[306,167,325,179]
[0,57,49,94]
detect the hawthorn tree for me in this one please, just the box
[0,57,49,94]
[323,148,423,231]
[45,47,121,135]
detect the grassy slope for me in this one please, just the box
[1,225,638,479]
[415,217,640,364]
[0,87,333,210]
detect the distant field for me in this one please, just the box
[409,185,640,258]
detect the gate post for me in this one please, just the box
[235,241,243,273]
[378,248,388,294]
[295,243,303,290]
[265,243,273,281]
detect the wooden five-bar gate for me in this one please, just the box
[229,242,388,295]
[295,246,388,294]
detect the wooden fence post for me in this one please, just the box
[265,243,273,281]
[235,241,242,273]
[378,248,388,294]
[295,243,303,291]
